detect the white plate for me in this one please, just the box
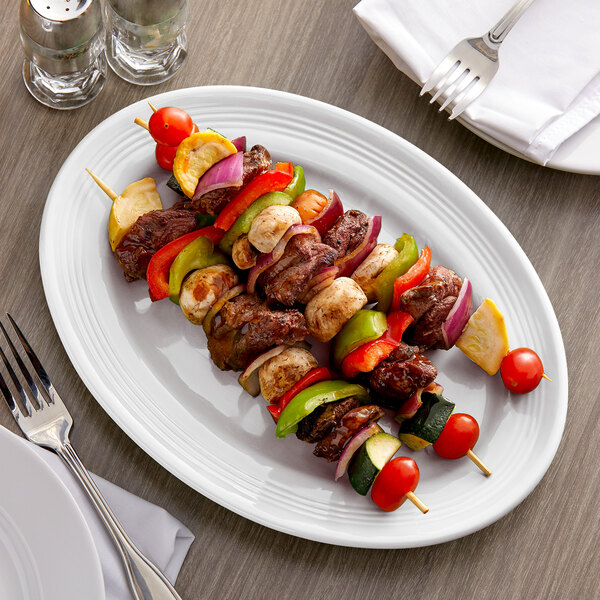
[458,112,600,174]
[39,85,568,548]
[0,426,104,599]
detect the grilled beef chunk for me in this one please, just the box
[296,397,361,443]
[114,209,198,281]
[173,145,272,215]
[258,234,338,306]
[207,294,308,371]
[396,266,462,321]
[396,266,462,350]
[322,210,369,259]
[314,404,385,461]
[369,343,437,407]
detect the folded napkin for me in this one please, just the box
[354,0,600,164]
[36,447,194,600]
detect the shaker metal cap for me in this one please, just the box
[29,0,94,21]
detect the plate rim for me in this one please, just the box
[39,84,568,548]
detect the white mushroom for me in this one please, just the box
[351,243,399,302]
[247,205,302,254]
[305,277,368,342]
[232,234,258,270]
[179,265,239,325]
[258,347,318,403]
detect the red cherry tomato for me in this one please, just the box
[500,347,544,394]
[148,106,194,147]
[371,457,419,512]
[155,144,177,170]
[433,413,479,459]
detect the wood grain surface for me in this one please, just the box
[1,2,599,599]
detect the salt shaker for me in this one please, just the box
[20,0,106,110]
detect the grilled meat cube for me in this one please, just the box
[410,295,458,349]
[296,397,361,443]
[173,145,272,215]
[396,266,462,321]
[396,265,463,350]
[207,294,308,371]
[322,209,368,259]
[260,235,338,307]
[369,342,437,407]
[313,404,385,462]
[114,208,198,281]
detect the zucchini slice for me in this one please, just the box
[398,392,455,450]
[348,432,401,496]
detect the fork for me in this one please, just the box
[0,314,183,600]
[420,0,536,120]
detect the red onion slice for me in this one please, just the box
[247,224,321,294]
[298,268,338,304]
[231,136,246,152]
[441,278,472,349]
[304,189,344,235]
[335,422,383,480]
[335,215,382,278]
[192,151,243,200]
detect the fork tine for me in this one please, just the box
[5,314,62,406]
[0,318,47,410]
[448,78,486,120]
[439,70,478,113]
[429,63,464,104]
[420,55,459,96]
[0,345,29,420]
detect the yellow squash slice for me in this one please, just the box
[173,131,237,198]
[108,178,162,251]
[456,297,510,375]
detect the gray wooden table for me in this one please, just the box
[1,2,598,599]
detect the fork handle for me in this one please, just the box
[488,0,536,44]
[58,443,183,600]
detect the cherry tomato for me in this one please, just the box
[155,144,177,171]
[433,413,479,459]
[500,347,544,394]
[148,106,194,147]
[371,457,419,512]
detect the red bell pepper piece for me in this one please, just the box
[146,225,224,302]
[267,366,334,423]
[214,162,294,232]
[390,246,432,312]
[340,311,414,379]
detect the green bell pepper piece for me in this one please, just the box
[375,233,419,312]
[275,380,370,438]
[283,165,305,200]
[219,190,294,254]
[330,310,388,369]
[168,236,228,304]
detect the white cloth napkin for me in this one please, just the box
[354,0,600,164]
[36,447,194,600]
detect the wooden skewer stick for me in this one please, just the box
[467,449,492,477]
[405,491,429,514]
[542,373,552,382]
[85,168,118,202]
[134,117,149,131]
[148,101,158,113]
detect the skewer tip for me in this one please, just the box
[467,449,492,477]
[405,491,429,514]
[148,101,158,113]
